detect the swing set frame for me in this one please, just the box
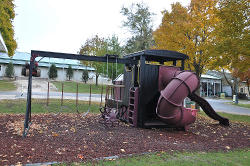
[23,50,136,137]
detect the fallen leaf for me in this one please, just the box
[52,132,59,137]
[120,149,125,152]
[77,154,84,159]
[70,127,76,132]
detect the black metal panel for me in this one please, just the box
[123,70,133,106]
[31,50,136,65]
[124,49,189,61]
[137,56,160,127]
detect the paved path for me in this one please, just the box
[205,98,250,116]
[0,91,103,102]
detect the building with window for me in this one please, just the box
[0,51,112,84]
[200,74,222,97]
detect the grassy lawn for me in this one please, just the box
[0,80,16,91]
[199,110,250,124]
[0,99,100,114]
[57,150,250,166]
[232,103,250,109]
[52,81,107,94]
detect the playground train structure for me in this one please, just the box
[23,49,229,137]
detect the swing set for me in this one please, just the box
[23,50,135,137]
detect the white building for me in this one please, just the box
[0,51,112,84]
[0,32,8,53]
[200,74,222,97]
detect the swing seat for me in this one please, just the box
[105,99,123,108]
[99,107,119,127]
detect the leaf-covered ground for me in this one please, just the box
[0,113,249,165]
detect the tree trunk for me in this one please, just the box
[95,74,99,86]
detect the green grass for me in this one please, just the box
[52,81,107,94]
[232,103,250,109]
[0,99,100,114]
[199,110,250,123]
[56,150,250,166]
[0,80,16,91]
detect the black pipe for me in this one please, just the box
[23,55,34,137]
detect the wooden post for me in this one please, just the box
[89,84,92,112]
[76,83,78,108]
[61,82,64,106]
[47,82,50,106]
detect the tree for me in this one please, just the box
[153,0,219,78]
[79,35,107,86]
[105,35,124,80]
[79,35,123,85]
[0,0,17,56]
[66,65,73,80]
[48,64,57,79]
[121,2,154,53]
[208,0,249,96]
[82,70,89,84]
[5,62,14,78]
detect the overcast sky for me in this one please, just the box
[13,0,190,54]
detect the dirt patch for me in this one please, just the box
[14,79,57,93]
[0,113,249,165]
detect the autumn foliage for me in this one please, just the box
[0,0,17,56]
[154,0,219,77]
[153,0,249,83]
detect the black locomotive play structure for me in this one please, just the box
[23,50,229,137]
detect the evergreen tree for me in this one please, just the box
[66,65,73,80]
[5,62,14,78]
[48,64,57,79]
[81,70,89,84]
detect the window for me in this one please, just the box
[0,65,1,71]
[240,88,244,93]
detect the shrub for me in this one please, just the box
[5,62,14,78]
[48,64,57,79]
[66,65,73,80]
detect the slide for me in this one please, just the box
[188,92,229,126]
[156,66,229,128]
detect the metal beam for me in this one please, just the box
[31,50,136,65]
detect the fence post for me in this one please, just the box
[47,82,50,106]
[61,82,64,106]
[76,83,79,109]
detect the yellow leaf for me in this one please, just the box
[77,154,84,159]
[52,132,59,137]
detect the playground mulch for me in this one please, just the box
[0,113,249,165]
